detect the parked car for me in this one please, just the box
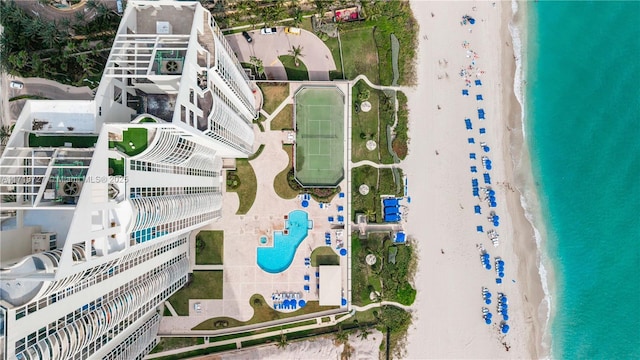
[10,81,24,89]
[260,27,277,35]
[284,27,301,35]
[242,31,252,43]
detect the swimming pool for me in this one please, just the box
[257,210,310,273]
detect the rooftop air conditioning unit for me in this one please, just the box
[57,180,83,197]
[161,59,183,74]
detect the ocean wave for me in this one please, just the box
[509,1,553,358]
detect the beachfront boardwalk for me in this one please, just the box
[148,301,409,359]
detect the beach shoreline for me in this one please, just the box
[403,1,546,358]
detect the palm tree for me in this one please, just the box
[334,325,349,344]
[276,333,288,349]
[358,327,371,340]
[291,7,303,26]
[288,45,303,67]
[0,125,13,146]
[364,208,376,222]
[249,56,265,79]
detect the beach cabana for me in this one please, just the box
[471,166,478,173]
[470,153,476,159]
[475,79,482,86]
[474,205,482,214]
[479,128,486,134]
[383,198,399,207]
[384,206,399,215]
[476,94,483,101]
[468,137,475,144]
[462,89,469,96]
[477,225,484,233]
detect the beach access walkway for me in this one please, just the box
[148,301,409,359]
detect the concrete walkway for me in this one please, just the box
[226,27,336,81]
[350,160,399,169]
[148,301,410,359]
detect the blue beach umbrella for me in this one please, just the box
[485,318,491,324]
[499,272,504,277]
[301,200,309,207]
[341,298,347,306]
[299,299,306,307]
[340,248,347,256]
[501,324,510,333]
[503,315,509,321]
[486,312,493,318]
[485,264,491,270]
[485,299,491,305]
[486,292,492,298]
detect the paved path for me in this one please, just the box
[164,302,178,317]
[226,27,336,81]
[351,160,399,169]
[192,264,224,271]
[149,301,410,359]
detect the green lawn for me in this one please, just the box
[258,83,289,114]
[192,294,338,330]
[150,337,204,354]
[108,158,125,176]
[278,55,309,81]
[273,145,299,199]
[108,128,148,156]
[351,165,379,222]
[310,246,340,266]
[270,104,293,131]
[226,159,257,215]
[195,230,224,265]
[351,166,402,223]
[351,81,380,163]
[323,36,344,80]
[167,271,223,316]
[340,27,379,84]
[378,168,404,198]
[29,134,98,148]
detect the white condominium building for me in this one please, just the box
[0,2,257,359]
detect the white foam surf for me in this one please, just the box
[509,1,553,358]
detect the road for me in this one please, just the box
[226,27,336,81]
[1,76,94,126]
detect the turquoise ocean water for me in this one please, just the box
[526,1,640,358]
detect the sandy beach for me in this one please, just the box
[403,1,546,358]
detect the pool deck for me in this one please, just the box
[158,87,352,332]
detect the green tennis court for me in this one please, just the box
[294,87,345,187]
